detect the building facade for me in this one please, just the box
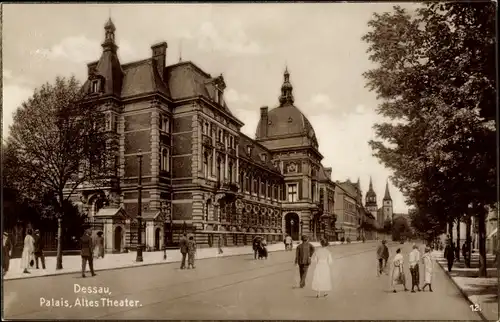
[334,179,363,241]
[68,19,337,252]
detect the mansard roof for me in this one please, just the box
[238,133,281,175]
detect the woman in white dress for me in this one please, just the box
[421,247,434,292]
[311,239,333,298]
[391,248,409,293]
[21,229,35,274]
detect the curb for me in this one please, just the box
[435,258,489,322]
[5,240,380,281]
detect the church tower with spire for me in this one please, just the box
[383,180,393,223]
[365,177,378,217]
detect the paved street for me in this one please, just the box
[4,242,482,320]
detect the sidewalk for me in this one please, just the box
[4,240,374,281]
[434,251,498,321]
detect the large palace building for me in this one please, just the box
[71,19,337,253]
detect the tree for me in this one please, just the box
[392,216,412,241]
[7,76,118,269]
[362,3,496,277]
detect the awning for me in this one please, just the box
[487,228,497,239]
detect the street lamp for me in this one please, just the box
[136,150,144,262]
[161,202,169,260]
[56,213,63,270]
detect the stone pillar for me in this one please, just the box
[146,221,155,249]
[118,114,126,209]
[236,141,239,183]
[105,220,113,253]
[224,136,229,181]
[151,109,160,184]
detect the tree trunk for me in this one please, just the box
[477,208,487,277]
[56,190,64,270]
[456,218,461,261]
[465,214,472,268]
[448,221,453,243]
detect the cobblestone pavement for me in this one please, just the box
[3,242,482,320]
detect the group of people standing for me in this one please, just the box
[7,229,47,275]
[389,243,434,293]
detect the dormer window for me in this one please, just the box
[91,80,100,93]
[247,146,252,155]
[260,154,267,162]
[160,115,170,132]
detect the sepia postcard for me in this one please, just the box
[2,2,498,321]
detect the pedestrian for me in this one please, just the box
[179,233,188,269]
[80,229,96,278]
[443,240,455,272]
[3,232,13,276]
[94,231,105,259]
[461,242,467,262]
[455,243,460,262]
[409,243,421,292]
[33,229,46,269]
[421,247,434,292]
[217,234,223,255]
[285,235,293,251]
[391,248,409,293]
[376,240,387,276]
[258,238,268,259]
[294,235,315,288]
[21,229,35,274]
[187,236,196,269]
[253,236,261,259]
[311,239,333,298]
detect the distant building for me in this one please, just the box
[68,18,338,253]
[334,179,364,241]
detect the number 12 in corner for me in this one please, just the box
[470,304,482,312]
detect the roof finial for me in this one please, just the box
[279,66,294,106]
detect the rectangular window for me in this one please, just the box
[160,116,170,132]
[229,136,234,148]
[91,80,99,93]
[287,184,298,202]
[218,130,223,142]
[161,148,170,172]
[105,113,112,131]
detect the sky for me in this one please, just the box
[2,3,422,213]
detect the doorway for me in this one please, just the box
[284,213,300,240]
[114,226,122,252]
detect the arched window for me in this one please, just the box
[161,148,169,172]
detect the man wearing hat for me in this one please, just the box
[80,229,96,278]
[3,232,13,276]
[294,235,315,288]
[33,229,46,269]
[409,243,422,292]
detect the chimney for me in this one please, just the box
[324,167,332,180]
[87,61,98,77]
[151,42,168,81]
[260,106,268,138]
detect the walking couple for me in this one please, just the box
[179,233,197,269]
[295,235,333,298]
[20,229,46,274]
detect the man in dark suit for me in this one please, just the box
[3,232,13,276]
[295,235,315,288]
[81,229,96,278]
[444,240,455,272]
[179,233,188,269]
[34,230,46,269]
